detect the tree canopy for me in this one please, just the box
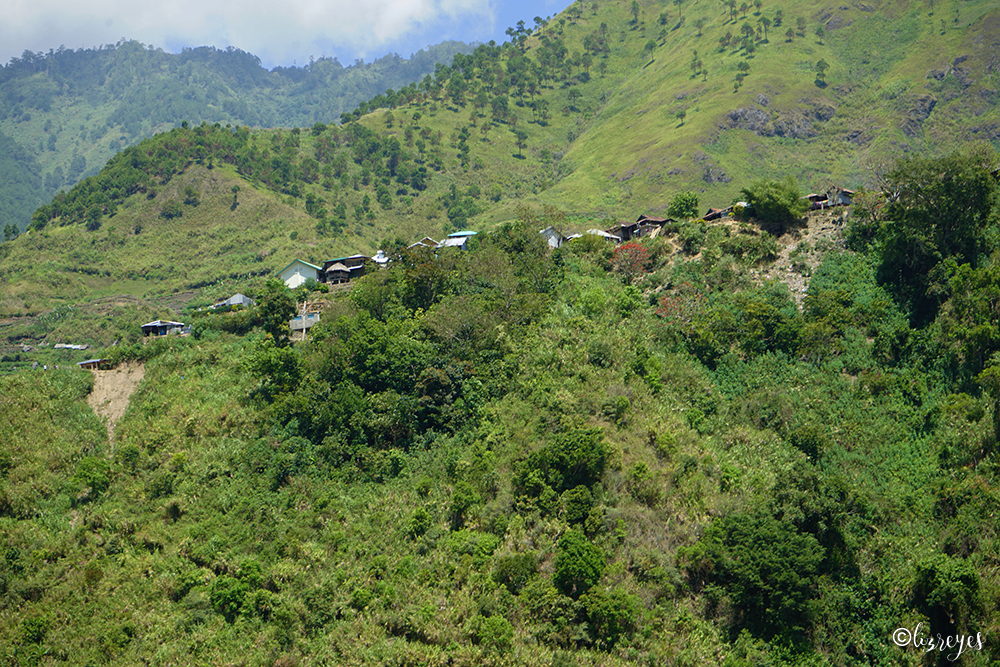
[739,177,810,226]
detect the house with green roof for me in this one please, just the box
[276,259,322,289]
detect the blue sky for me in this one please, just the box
[3,0,573,70]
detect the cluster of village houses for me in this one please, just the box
[78,186,857,356]
[274,187,855,337]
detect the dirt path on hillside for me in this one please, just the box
[87,363,145,445]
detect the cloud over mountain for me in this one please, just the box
[2,0,496,68]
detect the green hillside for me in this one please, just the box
[1,0,998,246]
[0,40,475,234]
[0,130,42,239]
[2,0,998,323]
[2,1,1000,664]
[2,143,1000,664]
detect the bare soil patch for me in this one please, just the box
[87,362,145,444]
[747,208,850,306]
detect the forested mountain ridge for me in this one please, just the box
[2,0,999,241]
[0,39,475,234]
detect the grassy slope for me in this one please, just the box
[1,0,998,342]
[339,0,1000,225]
[545,0,1000,214]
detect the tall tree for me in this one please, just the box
[257,279,297,346]
[876,146,999,323]
[815,58,829,85]
[513,128,528,158]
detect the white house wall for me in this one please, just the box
[279,264,318,289]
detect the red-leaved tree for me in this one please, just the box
[611,241,651,284]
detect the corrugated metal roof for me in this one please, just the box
[141,320,185,327]
[325,254,367,263]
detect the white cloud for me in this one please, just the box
[1,0,496,68]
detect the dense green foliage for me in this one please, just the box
[0,130,42,237]
[875,147,1000,325]
[739,177,811,226]
[1,42,471,130]
[4,144,1000,664]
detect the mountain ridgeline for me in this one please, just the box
[2,0,999,241]
[0,39,475,233]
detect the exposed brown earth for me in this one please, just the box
[86,362,145,445]
[750,207,850,305]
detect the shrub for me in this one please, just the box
[160,200,183,219]
[581,588,641,648]
[667,191,700,220]
[585,338,614,368]
[628,462,662,506]
[20,616,50,644]
[561,485,594,524]
[515,428,609,496]
[719,232,779,264]
[117,444,141,471]
[611,241,651,283]
[493,552,538,593]
[74,456,111,498]
[680,512,823,642]
[554,529,605,598]
[570,233,612,255]
[913,553,983,637]
[146,471,175,499]
[474,614,514,651]
[739,177,809,225]
[408,507,433,538]
[210,576,249,622]
[616,285,644,317]
[350,586,375,610]
[450,481,481,529]
[578,287,608,319]
[242,589,279,620]
[676,221,707,254]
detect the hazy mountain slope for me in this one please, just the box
[0,40,475,233]
[0,131,43,234]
